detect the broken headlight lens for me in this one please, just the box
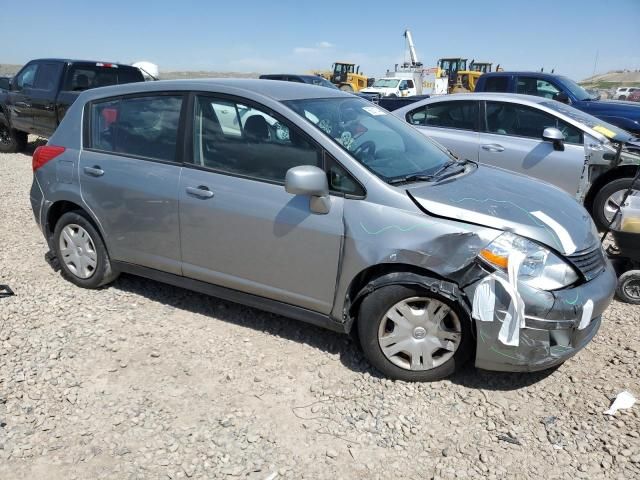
[479,232,579,291]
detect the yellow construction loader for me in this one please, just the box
[328,62,369,92]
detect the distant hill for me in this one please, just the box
[580,70,640,89]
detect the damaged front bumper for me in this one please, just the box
[468,261,617,372]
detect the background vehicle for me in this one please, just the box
[613,87,640,101]
[0,59,144,152]
[361,30,436,99]
[30,79,614,381]
[259,74,338,89]
[435,58,467,94]
[394,93,640,229]
[360,77,418,98]
[328,62,369,92]
[474,72,640,135]
[628,90,640,103]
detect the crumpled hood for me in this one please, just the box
[407,166,598,256]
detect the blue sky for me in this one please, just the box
[2,0,639,80]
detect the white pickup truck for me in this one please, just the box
[360,77,417,98]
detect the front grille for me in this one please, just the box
[568,246,606,281]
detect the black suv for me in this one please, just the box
[0,59,144,152]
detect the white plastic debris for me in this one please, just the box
[577,299,594,330]
[603,391,636,416]
[472,251,526,346]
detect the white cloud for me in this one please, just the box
[316,41,334,49]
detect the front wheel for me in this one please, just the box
[339,84,354,92]
[53,211,118,288]
[616,270,640,304]
[592,177,639,229]
[0,124,27,153]
[357,285,472,381]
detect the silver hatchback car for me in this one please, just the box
[393,93,640,229]
[30,80,616,381]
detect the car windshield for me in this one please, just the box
[540,100,632,141]
[558,76,596,101]
[285,97,454,182]
[372,79,400,88]
[308,76,338,89]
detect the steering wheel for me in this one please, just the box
[353,140,376,163]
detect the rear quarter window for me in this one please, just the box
[89,94,184,162]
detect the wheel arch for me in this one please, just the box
[584,165,639,212]
[343,263,472,334]
[46,200,107,249]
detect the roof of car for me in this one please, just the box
[482,71,566,77]
[27,58,139,67]
[77,78,351,101]
[416,92,551,104]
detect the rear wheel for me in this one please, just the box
[592,177,639,229]
[53,211,118,288]
[0,124,27,153]
[619,96,627,101]
[616,270,640,304]
[339,84,354,92]
[358,285,472,381]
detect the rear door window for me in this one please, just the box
[424,101,478,130]
[191,95,321,183]
[65,65,142,91]
[89,94,184,162]
[483,76,509,92]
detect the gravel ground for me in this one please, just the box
[1,145,639,480]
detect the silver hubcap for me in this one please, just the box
[59,224,98,279]
[378,297,461,371]
[604,189,640,223]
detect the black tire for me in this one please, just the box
[357,284,473,381]
[592,177,638,230]
[53,210,118,288]
[616,270,640,304]
[388,93,398,98]
[619,96,626,101]
[0,123,27,153]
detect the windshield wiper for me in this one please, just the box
[387,160,463,185]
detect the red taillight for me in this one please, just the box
[32,145,65,171]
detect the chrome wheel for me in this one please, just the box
[623,278,640,301]
[58,224,98,279]
[604,189,640,223]
[378,297,461,371]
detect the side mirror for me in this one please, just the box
[285,165,331,214]
[0,78,10,90]
[553,92,570,104]
[542,127,565,151]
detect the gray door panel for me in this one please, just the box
[477,132,584,195]
[416,127,479,161]
[79,151,182,274]
[179,168,344,314]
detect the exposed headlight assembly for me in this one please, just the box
[478,232,579,291]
